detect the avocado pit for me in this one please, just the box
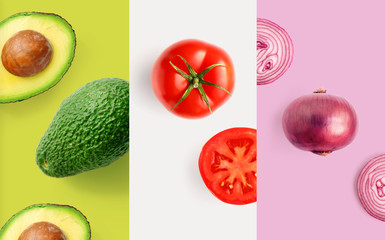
[1,30,53,77]
[18,222,66,240]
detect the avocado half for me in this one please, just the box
[0,12,76,103]
[0,204,90,240]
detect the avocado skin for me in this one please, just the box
[36,78,129,177]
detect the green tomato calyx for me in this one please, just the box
[169,55,231,112]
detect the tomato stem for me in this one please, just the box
[193,78,199,88]
[169,55,231,113]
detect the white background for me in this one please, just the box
[129,0,256,239]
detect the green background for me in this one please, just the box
[0,0,129,239]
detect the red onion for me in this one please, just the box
[257,18,293,85]
[357,154,385,221]
[282,89,358,155]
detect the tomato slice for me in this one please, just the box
[199,128,256,205]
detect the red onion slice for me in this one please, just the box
[357,154,385,221]
[257,18,293,85]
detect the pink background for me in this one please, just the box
[258,0,385,239]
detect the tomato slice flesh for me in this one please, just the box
[199,128,256,205]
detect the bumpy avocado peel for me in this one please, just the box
[36,78,129,177]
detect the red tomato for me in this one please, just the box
[199,128,257,205]
[151,39,235,119]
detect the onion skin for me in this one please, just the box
[282,90,357,155]
[357,154,385,221]
[257,18,293,85]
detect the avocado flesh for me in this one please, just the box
[0,12,76,103]
[36,78,129,177]
[0,204,90,240]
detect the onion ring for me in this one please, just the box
[357,154,385,221]
[257,18,293,85]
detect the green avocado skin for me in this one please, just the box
[36,78,129,177]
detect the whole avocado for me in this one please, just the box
[36,78,129,177]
